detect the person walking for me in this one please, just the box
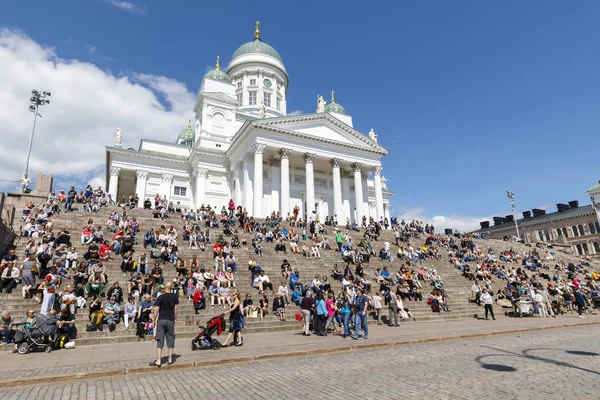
[339,291,352,338]
[481,288,496,320]
[352,288,369,340]
[150,282,178,367]
[388,289,399,327]
[221,291,243,347]
[299,291,312,336]
[574,289,587,318]
[533,290,547,318]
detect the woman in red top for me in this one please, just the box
[99,240,112,261]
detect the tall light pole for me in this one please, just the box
[506,190,520,240]
[24,89,51,178]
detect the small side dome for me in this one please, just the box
[177,120,194,146]
[324,90,346,115]
[203,55,231,83]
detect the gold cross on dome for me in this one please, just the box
[255,21,261,38]
[331,90,335,103]
[216,55,220,70]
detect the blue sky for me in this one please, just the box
[1,0,599,231]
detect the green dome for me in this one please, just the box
[325,102,346,115]
[231,38,283,63]
[203,68,231,83]
[177,125,194,143]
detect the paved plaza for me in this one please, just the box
[1,320,599,399]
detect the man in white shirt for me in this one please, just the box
[257,271,273,293]
[534,290,547,317]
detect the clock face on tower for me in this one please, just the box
[263,79,272,88]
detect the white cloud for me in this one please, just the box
[0,28,194,191]
[289,110,304,115]
[105,1,147,14]
[86,45,114,63]
[394,206,495,233]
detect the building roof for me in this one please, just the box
[231,38,283,63]
[472,204,595,233]
[586,181,600,194]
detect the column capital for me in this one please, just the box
[330,158,343,168]
[136,170,148,179]
[253,143,266,154]
[351,163,363,172]
[109,166,121,176]
[235,160,244,169]
[161,173,173,182]
[303,153,316,163]
[279,148,292,159]
[244,152,254,161]
[372,165,383,175]
[196,169,208,177]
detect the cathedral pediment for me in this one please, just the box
[253,113,387,154]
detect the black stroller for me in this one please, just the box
[191,314,226,350]
[14,313,59,354]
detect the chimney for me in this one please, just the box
[505,215,514,222]
[480,221,490,229]
[522,211,532,219]
[444,228,453,235]
[532,208,546,217]
[557,203,570,212]
[568,200,579,209]
[493,216,506,226]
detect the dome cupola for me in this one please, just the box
[324,90,346,115]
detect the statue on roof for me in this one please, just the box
[316,95,326,113]
[258,101,267,119]
[381,175,387,189]
[114,128,122,146]
[368,128,378,143]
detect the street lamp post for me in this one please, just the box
[506,190,520,241]
[24,89,51,179]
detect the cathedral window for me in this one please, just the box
[277,97,281,110]
[173,186,187,196]
[249,79,256,86]
[237,93,242,106]
[264,93,271,107]
[249,91,257,106]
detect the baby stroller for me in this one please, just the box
[191,314,225,351]
[14,313,58,354]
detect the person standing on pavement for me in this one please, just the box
[481,289,496,320]
[574,288,587,318]
[533,290,547,318]
[300,291,312,336]
[352,288,369,340]
[372,291,383,325]
[388,288,399,327]
[541,289,555,317]
[221,291,243,347]
[150,282,178,367]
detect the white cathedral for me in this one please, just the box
[106,22,392,223]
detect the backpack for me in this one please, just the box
[54,334,69,349]
[384,291,391,303]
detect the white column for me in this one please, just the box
[304,153,316,220]
[243,153,253,213]
[384,203,391,226]
[253,143,265,218]
[330,158,344,223]
[352,163,364,222]
[135,170,148,208]
[161,174,173,202]
[234,161,243,208]
[342,172,351,224]
[195,169,208,208]
[108,166,120,202]
[270,157,281,214]
[279,148,291,217]
[373,166,384,221]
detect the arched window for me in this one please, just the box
[572,226,579,237]
[596,222,600,233]
[576,244,583,255]
[589,223,597,235]
[583,243,589,254]
[594,242,600,253]
[578,225,585,236]
[538,231,544,241]
[557,228,562,236]
[562,227,569,238]
[544,230,551,241]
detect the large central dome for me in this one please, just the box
[230,21,283,64]
[231,38,283,63]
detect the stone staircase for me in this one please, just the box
[1,206,527,350]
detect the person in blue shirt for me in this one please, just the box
[292,287,303,306]
[314,293,328,336]
[574,289,587,317]
[352,288,369,340]
[289,270,304,293]
[338,291,352,338]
